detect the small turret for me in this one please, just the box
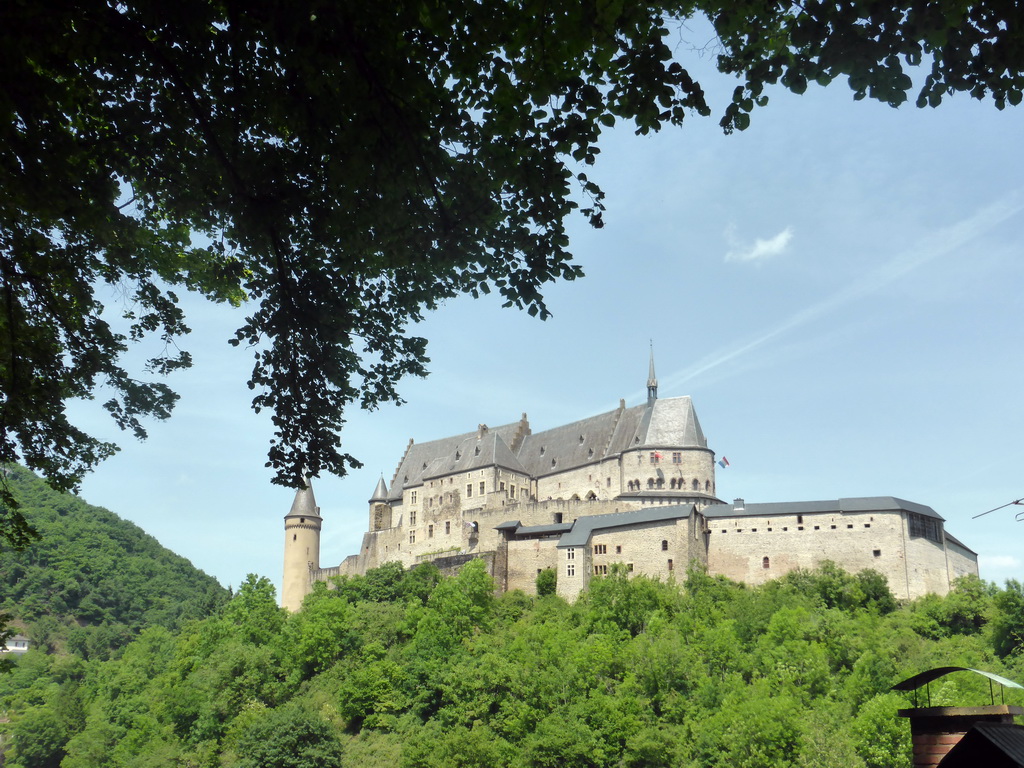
[369,475,393,532]
[369,475,388,504]
[282,477,322,611]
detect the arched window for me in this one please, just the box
[669,478,676,489]
[691,478,699,490]
[762,556,770,569]
[705,480,710,491]
[656,478,664,488]
[661,540,668,551]
[647,478,655,489]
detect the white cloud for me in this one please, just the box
[668,191,1024,391]
[725,225,794,263]
[982,554,1022,570]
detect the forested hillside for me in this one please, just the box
[0,466,228,659]
[3,558,1023,768]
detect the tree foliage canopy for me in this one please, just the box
[3,0,1023,507]
[3,562,1024,768]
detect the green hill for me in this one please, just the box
[0,466,228,659]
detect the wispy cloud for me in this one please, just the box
[982,554,1022,570]
[665,192,1024,392]
[725,225,794,263]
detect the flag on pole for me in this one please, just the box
[717,456,730,468]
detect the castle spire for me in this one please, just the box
[287,475,320,518]
[369,475,388,503]
[647,342,658,404]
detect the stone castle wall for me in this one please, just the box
[705,508,963,600]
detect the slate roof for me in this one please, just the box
[518,405,630,477]
[384,394,711,497]
[700,497,945,521]
[388,421,526,501]
[286,479,320,519]
[516,395,708,479]
[369,476,388,503]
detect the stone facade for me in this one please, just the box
[702,497,975,601]
[280,364,979,609]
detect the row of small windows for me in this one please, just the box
[427,471,502,487]
[721,523,873,533]
[758,550,881,568]
[408,520,454,543]
[626,478,711,491]
[419,484,528,507]
[590,563,635,576]
[643,452,684,464]
[588,540,670,558]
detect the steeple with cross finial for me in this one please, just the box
[647,342,658,405]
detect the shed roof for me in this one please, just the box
[556,504,694,548]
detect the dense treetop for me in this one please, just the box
[2,0,1023,521]
[2,558,1023,768]
[0,466,228,661]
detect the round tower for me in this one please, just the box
[282,478,322,612]
[369,475,392,531]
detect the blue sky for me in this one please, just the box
[67,35,1024,597]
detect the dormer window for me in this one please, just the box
[540,446,546,456]
[551,458,557,467]
[455,450,461,460]
[588,448,594,458]
[579,434,585,444]
[474,446,480,456]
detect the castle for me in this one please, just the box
[282,355,978,610]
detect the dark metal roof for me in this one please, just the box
[892,667,1024,692]
[510,523,575,537]
[701,496,945,521]
[940,724,1024,768]
[557,504,694,548]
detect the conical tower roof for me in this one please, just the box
[286,477,320,518]
[369,475,388,503]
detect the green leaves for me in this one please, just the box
[3,0,1024,503]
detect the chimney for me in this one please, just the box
[892,667,1024,768]
[733,498,745,511]
[899,705,1022,767]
